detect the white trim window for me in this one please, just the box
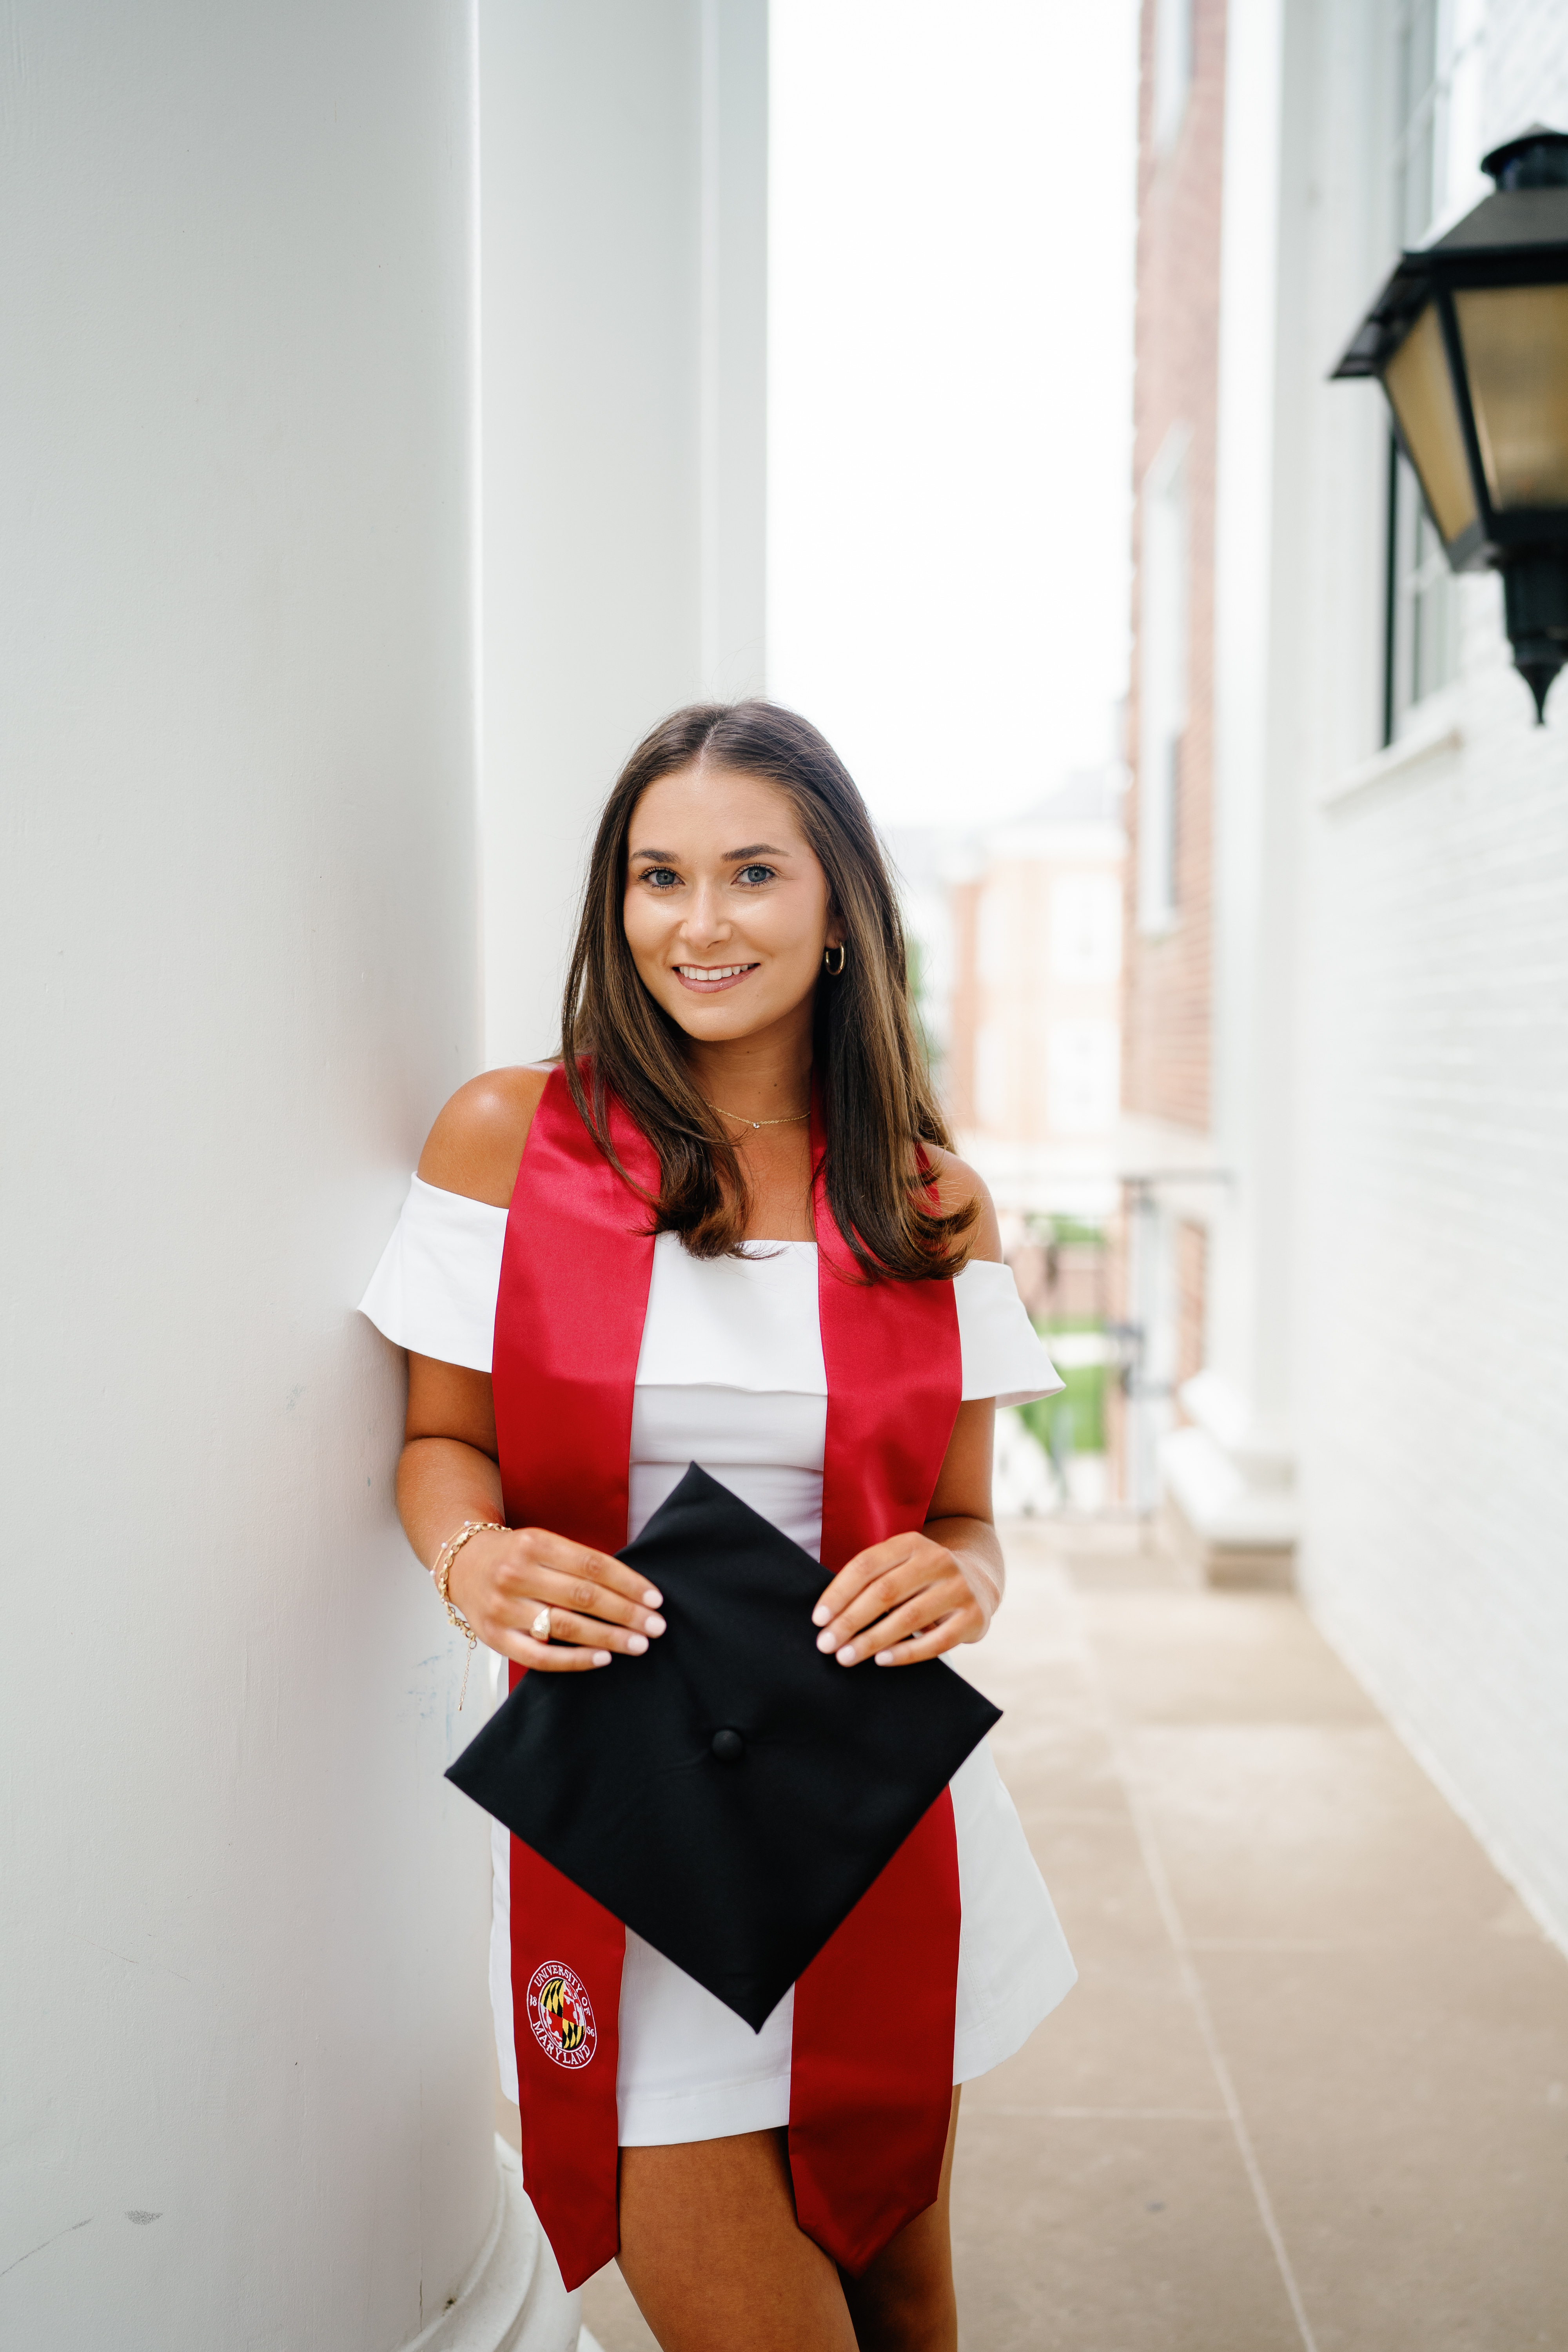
[1387,442,1459,734]
[1049,873,1122,984]
[1047,1019,1120,1137]
[1393,0,1446,247]
[1138,428,1189,935]
[1392,0,1486,249]
[974,1019,1009,1134]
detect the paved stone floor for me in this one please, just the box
[575,1517,1568,2351]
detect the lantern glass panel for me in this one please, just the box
[1383,300,1478,546]
[1453,284,1568,510]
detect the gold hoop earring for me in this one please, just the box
[824,941,847,976]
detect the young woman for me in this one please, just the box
[360,701,1075,2352]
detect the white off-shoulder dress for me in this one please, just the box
[361,1175,1078,2146]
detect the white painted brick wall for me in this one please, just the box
[1296,4,1568,1948]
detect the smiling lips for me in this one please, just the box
[674,962,759,994]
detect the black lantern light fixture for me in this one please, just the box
[1334,125,1568,722]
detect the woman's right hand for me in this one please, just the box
[448,1526,666,1671]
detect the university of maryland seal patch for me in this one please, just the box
[526,1961,598,2069]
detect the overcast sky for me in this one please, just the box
[768,0,1139,829]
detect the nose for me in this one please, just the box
[680,882,731,948]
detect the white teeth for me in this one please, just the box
[677,964,750,980]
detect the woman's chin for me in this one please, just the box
[667,1000,762,1041]
[660,989,789,1044]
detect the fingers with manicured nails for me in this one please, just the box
[873,1610,973,1666]
[840,1582,969,1658]
[837,1586,982,1666]
[446,1525,664,1666]
[504,1528,663,1617]
[528,1607,655,1655]
[810,1534,912,1634]
[491,1626,613,1672]
[508,1559,664,1639]
[813,1534,946,1652]
[809,1530,992,1666]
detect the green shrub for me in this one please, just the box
[1020,1362,1104,1457]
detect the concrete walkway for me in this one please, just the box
[578,1519,1568,2350]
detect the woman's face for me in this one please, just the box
[622,764,843,1047]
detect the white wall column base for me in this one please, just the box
[401,2140,582,2352]
[1160,1371,1298,1589]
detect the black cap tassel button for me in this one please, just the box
[710,1727,746,1762]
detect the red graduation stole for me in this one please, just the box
[491,1066,962,2290]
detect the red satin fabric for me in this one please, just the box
[491,1067,963,2288]
[790,1099,963,2270]
[494,1076,656,2290]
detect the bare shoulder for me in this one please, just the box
[416,1064,555,1209]
[925,1146,1002,1264]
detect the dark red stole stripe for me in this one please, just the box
[791,1096,964,2268]
[492,1067,962,2287]
[492,1074,652,2290]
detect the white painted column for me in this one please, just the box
[1208,0,1290,1430]
[0,7,568,2345]
[1161,0,1300,1571]
[477,0,768,1069]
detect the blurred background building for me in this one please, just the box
[946,771,1126,1216]
[888,777,1128,1512]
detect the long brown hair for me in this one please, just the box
[559,700,977,1280]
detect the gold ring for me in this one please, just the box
[530,1607,552,1642]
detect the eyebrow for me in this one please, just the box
[629,842,792,862]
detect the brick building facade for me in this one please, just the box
[945,774,1124,1216]
[1110,0,1231,1515]
[1122,0,1224,1135]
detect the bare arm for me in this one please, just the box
[394,1067,666,1672]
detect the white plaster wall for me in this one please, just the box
[1290,0,1568,1947]
[478,0,768,1068]
[0,5,499,2341]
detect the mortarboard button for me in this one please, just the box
[710,1727,745,1762]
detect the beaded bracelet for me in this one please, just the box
[431,1518,505,1708]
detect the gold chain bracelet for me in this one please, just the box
[431,1518,505,1709]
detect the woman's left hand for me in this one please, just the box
[810,1526,999,1668]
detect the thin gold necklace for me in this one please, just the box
[709,1102,810,1131]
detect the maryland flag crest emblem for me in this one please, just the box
[525,1960,598,2070]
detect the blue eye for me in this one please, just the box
[642,867,680,889]
[738,864,775,886]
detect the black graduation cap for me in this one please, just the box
[446,1463,1002,2031]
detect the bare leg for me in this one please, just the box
[617,2129,858,2352]
[840,2091,961,2352]
[615,2096,961,2352]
